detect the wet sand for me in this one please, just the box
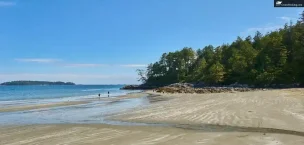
[0,92,147,113]
[1,89,304,145]
[0,101,89,113]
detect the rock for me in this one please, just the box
[123,82,265,93]
[193,82,205,88]
[121,85,140,90]
[155,85,260,94]
[229,82,249,88]
[168,83,193,88]
[121,84,161,90]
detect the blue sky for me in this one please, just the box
[0,0,303,84]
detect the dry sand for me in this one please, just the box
[1,124,304,145]
[1,89,304,145]
[112,89,304,130]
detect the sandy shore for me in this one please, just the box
[2,123,304,145]
[112,89,304,131]
[1,89,304,144]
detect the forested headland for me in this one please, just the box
[137,11,304,88]
[0,81,75,86]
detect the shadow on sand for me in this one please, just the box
[174,123,304,137]
[145,93,170,103]
[105,93,304,137]
[142,93,304,137]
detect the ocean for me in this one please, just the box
[0,85,139,101]
[0,85,147,125]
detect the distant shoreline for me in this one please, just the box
[0,81,76,86]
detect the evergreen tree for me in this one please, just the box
[141,11,304,87]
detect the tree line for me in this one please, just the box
[138,11,304,87]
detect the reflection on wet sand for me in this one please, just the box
[1,89,304,145]
[0,93,151,125]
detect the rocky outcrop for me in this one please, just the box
[228,82,249,88]
[155,86,264,94]
[122,81,302,94]
[120,85,140,90]
[120,84,160,90]
[167,83,194,88]
[121,82,266,93]
[153,83,265,94]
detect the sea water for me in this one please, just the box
[0,85,148,125]
[0,85,137,101]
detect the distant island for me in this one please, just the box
[0,81,76,86]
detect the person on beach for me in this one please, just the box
[98,93,100,99]
[108,91,110,97]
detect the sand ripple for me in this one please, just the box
[111,89,304,132]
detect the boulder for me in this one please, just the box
[120,85,140,90]
[168,83,193,88]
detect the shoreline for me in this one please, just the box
[0,101,90,113]
[0,89,304,144]
[0,92,153,125]
[0,91,144,113]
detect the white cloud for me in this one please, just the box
[242,25,282,36]
[241,10,303,37]
[63,63,147,68]
[15,58,61,63]
[276,16,296,22]
[0,1,16,6]
[0,73,139,84]
[63,63,109,68]
[15,58,146,68]
[119,64,147,68]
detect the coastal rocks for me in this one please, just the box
[120,84,158,90]
[228,83,249,88]
[168,83,193,88]
[193,82,206,88]
[121,85,140,90]
[272,83,300,88]
[156,86,262,94]
[255,83,301,88]
[122,82,265,94]
[157,87,195,94]
[121,82,273,94]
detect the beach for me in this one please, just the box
[0,89,304,144]
[0,101,89,113]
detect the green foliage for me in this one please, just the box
[205,61,225,84]
[140,11,304,86]
[136,69,147,83]
[300,10,304,23]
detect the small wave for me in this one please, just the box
[0,91,141,108]
[81,89,104,92]
[81,88,120,92]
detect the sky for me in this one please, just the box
[0,0,303,84]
